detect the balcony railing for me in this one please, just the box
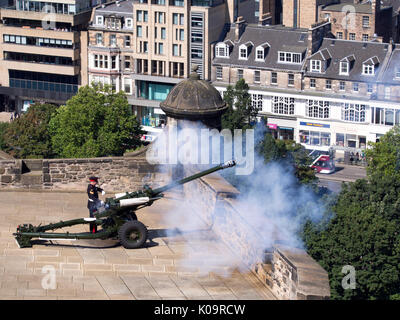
[10,78,78,94]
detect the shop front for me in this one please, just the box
[299,121,331,152]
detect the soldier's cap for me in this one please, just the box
[89,176,98,182]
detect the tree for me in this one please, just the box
[0,122,10,150]
[256,121,317,185]
[302,126,400,300]
[2,103,57,158]
[221,78,258,131]
[49,84,143,158]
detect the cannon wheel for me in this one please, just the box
[118,221,148,249]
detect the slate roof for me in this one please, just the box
[381,48,400,84]
[213,24,309,72]
[94,0,133,17]
[321,3,372,14]
[304,38,390,82]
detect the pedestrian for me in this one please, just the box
[10,113,13,121]
[87,176,105,233]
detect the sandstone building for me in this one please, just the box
[211,20,400,155]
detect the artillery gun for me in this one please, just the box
[13,160,236,249]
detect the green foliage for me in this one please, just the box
[365,125,400,180]
[0,121,10,150]
[221,78,258,131]
[49,84,143,158]
[303,126,400,300]
[257,129,317,185]
[2,104,57,158]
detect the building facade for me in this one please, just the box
[0,0,95,112]
[212,21,400,155]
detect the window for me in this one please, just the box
[342,103,366,122]
[96,16,103,26]
[137,26,142,37]
[288,73,294,86]
[349,33,356,40]
[272,96,295,115]
[96,33,103,45]
[158,43,164,54]
[353,82,359,92]
[237,69,243,80]
[239,47,248,60]
[110,34,116,47]
[125,18,133,29]
[93,54,109,69]
[251,94,263,111]
[271,72,277,85]
[216,43,228,58]
[395,68,400,79]
[161,28,166,39]
[111,56,117,69]
[362,64,374,75]
[180,14,184,25]
[125,36,131,47]
[124,56,130,70]
[124,78,131,94]
[306,100,330,119]
[336,32,343,39]
[362,16,369,28]
[326,79,332,90]
[340,62,349,75]
[173,44,179,56]
[300,131,331,146]
[310,78,316,88]
[216,66,223,80]
[278,51,302,64]
[143,41,148,53]
[339,81,345,91]
[256,48,264,61]
[173,13,178,25]
[254,71,260,83]
[310,60,322,73]
[367,83,373,94]
[179,29,184,41]
[362,34,369,42]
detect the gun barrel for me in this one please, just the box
[151,160,236,195]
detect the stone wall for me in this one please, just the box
[0,156,169,192]
[184,171,331,300]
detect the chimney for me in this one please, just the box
[235,16,245,42]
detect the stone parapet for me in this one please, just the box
[185,170,331,300]
[0,156,169,192]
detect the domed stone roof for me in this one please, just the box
[160,65,227,121]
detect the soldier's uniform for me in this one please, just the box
[87,177,104,233]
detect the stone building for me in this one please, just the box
[88,1,134,98]
[211,20,400,155]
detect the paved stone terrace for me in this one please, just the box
[0,191,276,300]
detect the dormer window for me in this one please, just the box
[310,60,322,73]
[395,67,400,79]
[96,16,103,26]
[239,47,247,59]
[255,42,270,61]
[215,42,229,58]
[362,56,379,76]
[362,64,374,75]
[339,55,355,75]
[278,51,302,64]
[340,62,349,75]
[238,42,253,60]
[125,18,133,29]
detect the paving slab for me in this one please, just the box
[0,191,275,300]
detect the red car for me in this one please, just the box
[311,155,336,174]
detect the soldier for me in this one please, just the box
[87,176,105,233]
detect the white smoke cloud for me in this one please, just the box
[154,120,328,277]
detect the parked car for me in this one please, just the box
[311,155,336,174]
